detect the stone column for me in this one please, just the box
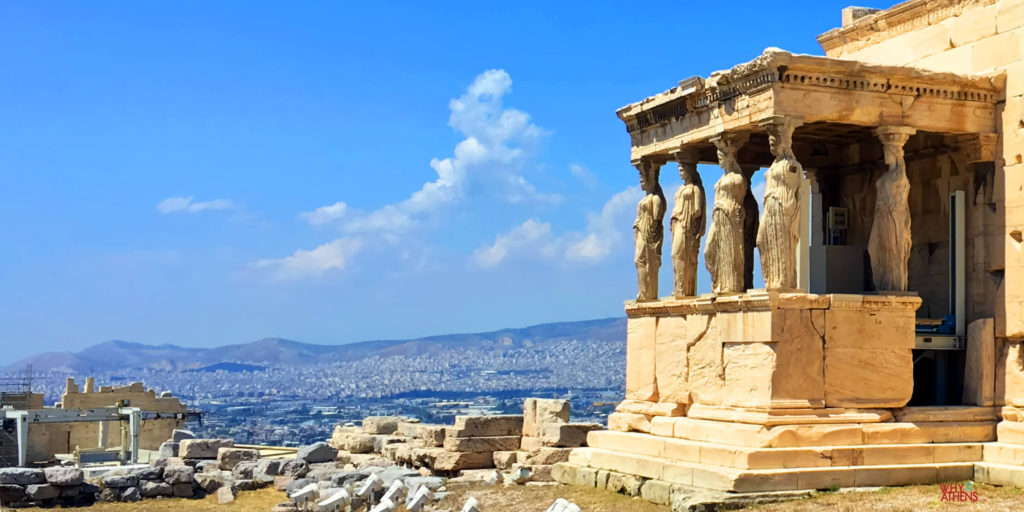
[741,165,760,291]
[669,147,705,298]
[705,133,750,294]
[757,116,804,290]
[869,126,916,292]
[633,158,666,302]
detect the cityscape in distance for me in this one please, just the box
[1,317,626,447]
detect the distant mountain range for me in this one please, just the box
[3,317,626,374]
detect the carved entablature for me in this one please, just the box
[616,49,1002,163]
[817,0,997,57]
[958,133,999,163]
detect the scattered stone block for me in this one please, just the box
[232,461,258,480]
[217,447,260,470]
[25,483,60,501]
[398,422,421,438]
[273,476,295,492]
[43,466,83,486]
[232,479,259,492]
[433,451,495,472]
[255,459,284,482]
[347,434,376,454]
[451,415,524,437]
[493,451,519,469]
[280,459,310,477]
[0,484,26,503]
[362,416,400,435]
[524,447,573,465]
[172,482,194,498]
[162,465,195,485]
[444,435,522,453]
[641,479,673,505]
[120,486,142,502]
[964,318,997,405]
[522,398,570,437]
[542,423,603,448]
[298,441,338,464]
[0,468,45,485]
[158,441,179,458]
[194,473,227,493]
[172,429,196,442]
[418,425,447,447]
[132,466,164,481]
[179,438,234,459]
[216,485,237,504]
[102,474,139,488]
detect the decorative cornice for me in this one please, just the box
[817,0,997,56]
[616,49,1000,136]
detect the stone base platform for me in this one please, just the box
[556,406,1012,494]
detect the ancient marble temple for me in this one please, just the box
[555,0,1024,500]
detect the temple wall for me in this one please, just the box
[821,0,1024,419]
[822,0,1024,342]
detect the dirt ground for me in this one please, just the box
[12,482,1024,511]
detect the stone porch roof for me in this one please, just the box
[616,49,1002,164]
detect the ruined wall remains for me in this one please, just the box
[22,378,186,464]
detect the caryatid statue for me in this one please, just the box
[757,116,804,290]
[669,149,705,298]
[705,133,749,294]
[634,159,666,302]
[869,126,916,291]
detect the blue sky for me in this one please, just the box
[0,1,895,361]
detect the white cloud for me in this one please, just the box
[157,196,238,214]
[472,219,557,268]
[473,185,643,268]
[304,68,556,236]
[248,237,363,280]
[253,69,563,281]
[569,163,598,190]
[565,186,643,263]
[300,201,348,226]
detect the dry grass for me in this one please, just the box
[12,482,1024,511]
[745,483,1024,512]
[13,487,289,511]
[439,482,1024,512]
[438,483,669,511]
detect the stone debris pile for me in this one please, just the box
[328,399,601,485]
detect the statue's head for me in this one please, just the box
[637,162,658,193]
[678,162,697,183]
[882,143,901,167]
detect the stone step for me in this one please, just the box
[982,442,1024,465]
[974,461,1024,487]
[564,449,975,492]
[585,430,983,470]
[630,415,996,448]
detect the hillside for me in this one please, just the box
[3,317,626,374]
